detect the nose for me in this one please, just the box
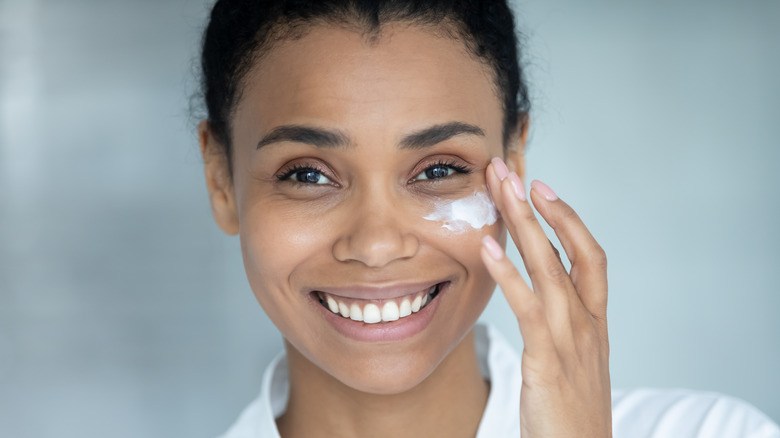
[332,189,420,268]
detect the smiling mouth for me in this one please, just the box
[315,282,444,324]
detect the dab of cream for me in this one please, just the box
[423,191,498,233]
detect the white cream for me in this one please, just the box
[423,190,498,233]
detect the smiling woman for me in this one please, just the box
[195,1,779,438]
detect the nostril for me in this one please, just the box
[331,224,420,267]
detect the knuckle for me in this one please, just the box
[542,255,569,283]
[498,259,523,282]
[515,206,538,225]
[576,327,599,352]
[561,205,581,223]
[586,244,608,270]
[505,270,525,290]
[515,298,546,330]
[524,300,546,323]
[526,255,568,286]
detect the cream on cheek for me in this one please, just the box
[422,189,498,233]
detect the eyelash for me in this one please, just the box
[275,160,473,185]
[413,160,472,181]
[276,164,327,182]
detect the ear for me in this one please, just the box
[505,114,528,183]
[199,120,239,235]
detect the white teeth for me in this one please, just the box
[363,303,382,324]
[349,303,363,321]
[411,295,422,312]
[399,299,412,318]
[381,301,400,322]
[338,302,350,318]
[326,296,339,314]
[320,284,441,324]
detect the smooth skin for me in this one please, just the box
[200,23,611,438]
[482,160,612,437]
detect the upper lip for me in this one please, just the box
[308,280,447,300]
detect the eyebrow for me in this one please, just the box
[256,121,485,150]
[399,122,485,150]
[256,125,351,149]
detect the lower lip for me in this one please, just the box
[312,283,447,343]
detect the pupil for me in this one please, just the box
[298,171,320,183]
[426,167,448,179]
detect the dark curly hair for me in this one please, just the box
[200,0,530,175]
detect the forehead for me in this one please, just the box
[233,23,504,147]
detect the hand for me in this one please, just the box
[480,157,612,438]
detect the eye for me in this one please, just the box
[416,166,454,180]
[412,161,472,181]
[278,165,333,185]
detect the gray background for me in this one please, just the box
[1,0,778,436]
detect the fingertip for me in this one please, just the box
[530,179,558,201]
[481,235,504,261]
[491,157,509,180]
[484,161,501,199]
[508,172,526,201]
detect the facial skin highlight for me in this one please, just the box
[200,22,526,423]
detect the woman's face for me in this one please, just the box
[206,24,518,394]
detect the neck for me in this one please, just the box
[276,329,489,438]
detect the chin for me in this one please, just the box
[326,347,449,395]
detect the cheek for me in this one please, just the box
[238,202,329,309]
[421,192,505,316]
[426,212,504,298]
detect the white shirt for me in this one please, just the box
[218,325,780,437]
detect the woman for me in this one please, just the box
[197,1,779,437]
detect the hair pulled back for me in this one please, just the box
[200,0,530,173]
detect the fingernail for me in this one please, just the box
[482,235,504,260]
[508,172,526,201]
[531,180,558,201]
[491,157,509,181]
